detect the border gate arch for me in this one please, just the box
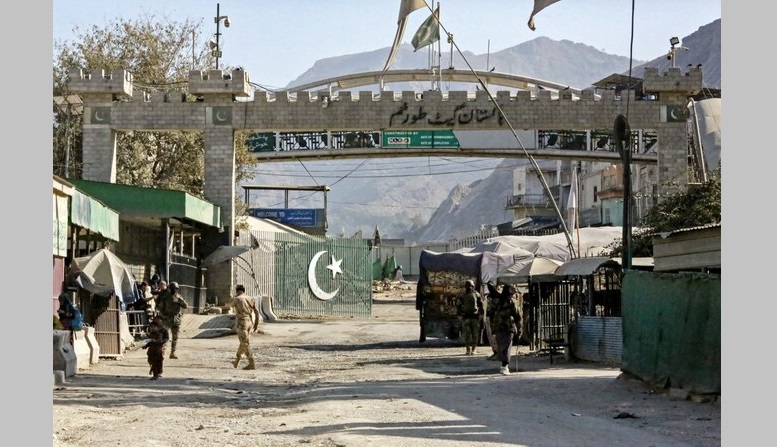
[69,66,702,301]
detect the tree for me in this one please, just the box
[604,169,721,257]
[53,16,254,197]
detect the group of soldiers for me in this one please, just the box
[457,280,522,375]
[139,279,261,379]
[138,278,187,359]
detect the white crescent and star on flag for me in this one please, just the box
[308,251,343,301]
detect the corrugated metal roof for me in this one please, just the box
[656,222,721,238]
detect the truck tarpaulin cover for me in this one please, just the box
[415,250,483,340]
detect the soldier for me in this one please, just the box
[156,281,187,359]
[483,281,501,360]
[456,280,483,355]
[491,283,522,375]
[224,284,261,370]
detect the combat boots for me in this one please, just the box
[231,357,240,368]
[242,359,256,370]
[169,349,178,359]
[465,346,472,355]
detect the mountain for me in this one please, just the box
[411,19,721,244]
[289,37,639,91]
[251,19,721,243]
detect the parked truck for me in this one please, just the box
[415,250,483,342]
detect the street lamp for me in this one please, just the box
[667,36,689,68]
[213,3,230,69]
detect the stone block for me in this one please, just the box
[668,388,689,401]
[53,330,77,378]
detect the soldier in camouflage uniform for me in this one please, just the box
[490,283,522,375]
[156,281,187,359]
[456,280,483,355]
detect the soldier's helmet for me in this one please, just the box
[463,280,475,288]
[169,281,179,289]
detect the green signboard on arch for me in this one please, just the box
[381,130,460,148]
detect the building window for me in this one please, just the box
[593,186,598,202]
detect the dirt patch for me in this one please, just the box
[53,288,720,447]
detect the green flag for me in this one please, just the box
[411,7,439,51]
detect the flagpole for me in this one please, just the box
[574,163,580,256]
[437,1,442,90]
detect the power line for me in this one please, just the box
[247,157,506,179]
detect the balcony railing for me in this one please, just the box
[506,194,555,208]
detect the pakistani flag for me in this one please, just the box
[528,0,561,31]
[411,7,440,51]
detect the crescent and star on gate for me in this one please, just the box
[307,251,342,301]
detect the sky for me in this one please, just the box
[53,0,722,90]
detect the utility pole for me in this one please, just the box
[615,114,632,269]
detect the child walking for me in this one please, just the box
[142,316,170,380]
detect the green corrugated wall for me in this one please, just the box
[621,270,720,394]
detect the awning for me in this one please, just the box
[553,256,620,277]
[68,179,221,229]
[55,175,120,242]
[69,186,120,241]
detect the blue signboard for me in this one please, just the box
[249,208,318,227]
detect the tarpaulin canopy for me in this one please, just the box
[202,245,251,267]
[69,249,138,303]
[497,256,563,284]
[453,241,534,284]
[419,250,483,279]
[475,227,626,262]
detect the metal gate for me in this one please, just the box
[239,231,372,318]
[92,295,122,357]
[536,280,575,350]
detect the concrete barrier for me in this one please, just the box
[119,312,135,352]
[83,326,100,365]
[260,295,279,322]
[72,329,91,371]
[53,330,77,378]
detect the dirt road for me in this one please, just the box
[53,290,720,447]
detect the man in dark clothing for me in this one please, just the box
[491,283,522,375]
[142,315,170,380]
[483,281,501,360]
[156,281,187,359]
